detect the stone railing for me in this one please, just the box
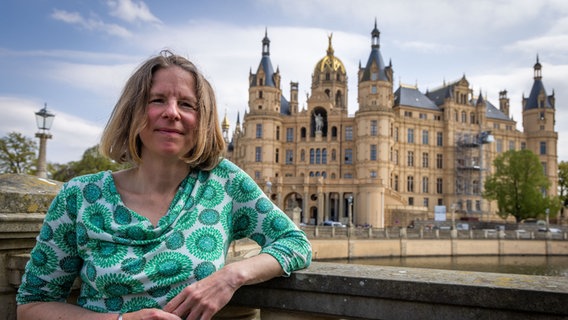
[230,261,568,319]
[2,174,568,320]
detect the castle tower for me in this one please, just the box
[350,21,396,227]
[237,30,287,183]
[522,57,558,194]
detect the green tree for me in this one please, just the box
[51,145,128,181]
[0,132,38,174]
[484,149,561,222]
[558,161,568,204]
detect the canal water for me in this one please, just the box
[333,255,568,277]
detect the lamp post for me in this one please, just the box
[347,194,353,228]
[35,103,55,179]
[478,130,494,221]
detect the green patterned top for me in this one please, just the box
[16,159,312,313]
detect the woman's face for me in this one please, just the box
[139,66,199,161]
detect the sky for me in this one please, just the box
[1,0,567,165]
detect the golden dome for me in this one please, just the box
[222,109,230,130]
[314,33,346,74]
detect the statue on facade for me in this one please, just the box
[315,112,324,132]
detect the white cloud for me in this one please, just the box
[51,9,132,38]
[107,0,162,24]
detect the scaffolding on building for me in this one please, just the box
[455,131,492,216]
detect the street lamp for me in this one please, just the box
[35,103,55,179]
[478,130,493,221]
[347,194,353,228]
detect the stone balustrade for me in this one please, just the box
[1,173,567,319]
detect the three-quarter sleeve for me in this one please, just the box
[223,160,312,275]
[17,182,82,304]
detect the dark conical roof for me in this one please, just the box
[360,20,388,82]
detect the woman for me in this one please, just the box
[17,50,312,320]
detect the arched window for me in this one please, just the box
[310,149,315,164]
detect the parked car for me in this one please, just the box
[456,223,469,231]
[538,227,562,233]
[324,220,345,227]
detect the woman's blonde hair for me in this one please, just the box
[100,50,225,171]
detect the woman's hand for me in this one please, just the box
[164,253,283,320]
[163,267,240,320]
[122,308,183,320]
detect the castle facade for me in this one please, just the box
[224,23,558,227]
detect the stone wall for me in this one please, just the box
[0,174,62,320]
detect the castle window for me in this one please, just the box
[331,126,338,139]
[331,149,337,161]
[407,129,414,144]
[509,141,515,151]
[345,126,353,141]
[255,147,262,162]
[371,120,378,136]
[437,132,443,146]
[310,149,315,164]
[407,176,414,192]
[542,162,547,175]
[371,86,377,94]
[301,149,306,162]
[301,127,307,139]
[423,198,429,208]
[407,151,414,167]
[371,72,378,81]
[394,175,399,191]
[275,148,279,163]
[259,78,263,86]
[422,152,429,168]
[316,149,321,164]
[496,139,503,153]
[256,124,263,138]
[436,154,443,169]
[322,149,328,164]
[286,128,294,142]
[370,145,377,161]
[422,130,429,145]
[259,91,263,98]
[370,171,377,178]
[436,178,443,194]
[540,141,547,155]
[344,149,353,164]
[422,176,429,193]
[286,150,293,164]
[276,126,280,140]
[473,180,480,195]
[461,111,467,123]
[408,197,414,206]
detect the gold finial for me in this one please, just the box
[222,108,230,130]
[327,33,334,56]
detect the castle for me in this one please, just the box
[224,22,558,228]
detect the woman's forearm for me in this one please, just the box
[17,302,118,320]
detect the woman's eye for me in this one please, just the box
[149,98,165,104]
[180,102,197,110]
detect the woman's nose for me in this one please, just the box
[162,100,181,119]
